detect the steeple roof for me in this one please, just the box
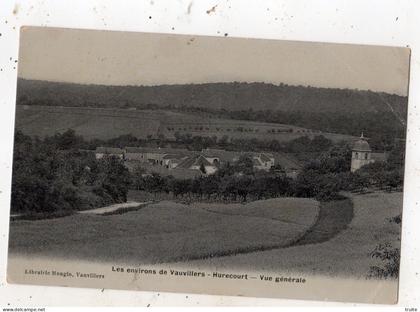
[352,133,371,152]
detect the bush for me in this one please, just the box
[368,243,400,279]
[294,170,341,201]
[388,214,402,225]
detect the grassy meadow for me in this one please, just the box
[181,191,402,278]
[8,197,319,264]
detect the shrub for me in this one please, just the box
[368,243,400,279]
[388,214,402,225]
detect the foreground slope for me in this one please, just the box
[181,191,402,278]
[8,198,319,264]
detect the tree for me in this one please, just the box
[311,135,333,152]
[268,139,281,151]
[383,169,404,190]
[107,134,138,148]
[199,163,206,174]
[200,176,220,199]
[236,175,253,201]
[233,155,254,175]
[131,165,147,190]
[218,135,229,146]
[387,141,405,170]
[95,156,131,202]
[45,129,84,150]
[368,243,400,279]
[351,171,370,192]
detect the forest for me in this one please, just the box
[17,79,407,116]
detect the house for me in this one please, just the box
[125,147,167,164]
[95,147,124,159]
[252,153,275,171]
[272,153,301,179]
[177,155,219,175]
[285,168,299,179]
[201,148,239,163]
[124,147,145,161]
[203,155,220,166]
[140,148,166,165]
[163,154,186,169]
[124,147,191,166]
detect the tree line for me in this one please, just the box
[11,131,131,217]
[131,156,293,202]
[131,143,405,202]
[54,128,335,157]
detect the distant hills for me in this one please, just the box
[16,79,408,117]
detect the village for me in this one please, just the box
[95,146,283,176]
[94,133,386,178]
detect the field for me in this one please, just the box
[15,105,355,142]
[8,197,319,264]
[8,191,402,278]
[181,191,402,279]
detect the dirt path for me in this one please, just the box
[294,198,353,246]
[78,201,151,215]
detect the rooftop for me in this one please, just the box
[95,147,124,154]
[177,155,213,169]
[352,133,371,152]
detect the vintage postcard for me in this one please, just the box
[7,26,410,303]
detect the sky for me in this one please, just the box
[18,26,411,96]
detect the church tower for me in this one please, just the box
[351,133,374,172]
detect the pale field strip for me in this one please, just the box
[78,201,146,215]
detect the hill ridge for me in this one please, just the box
[17,79,408,116]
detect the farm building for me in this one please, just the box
[95,147,124,159]
[177,155,219,175]
[271,153,301,179]
[201,149,276,172]
[201,148,243,163]
[163,154,187,169]
[252,153,275,171]
[125,147,145,161]
[125,147,190,165]
[125,147,166,165]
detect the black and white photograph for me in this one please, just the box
[6,26,410,303]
